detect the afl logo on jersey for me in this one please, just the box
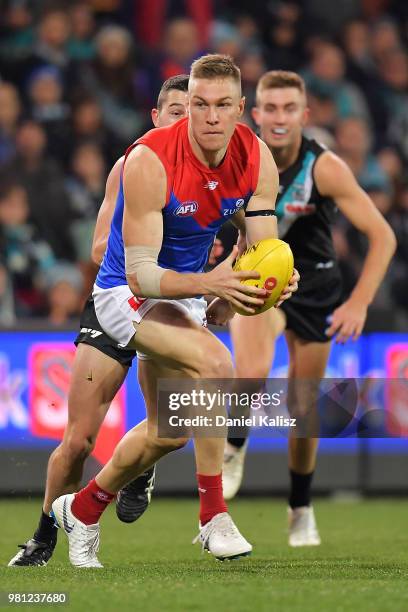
[174,201,199,216]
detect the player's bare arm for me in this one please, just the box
[91,156,123,265]
[244,138,279,244]
[123,145,266,313]
[315,151,397,342]
[207,140,299,325]
[245,139,299,302]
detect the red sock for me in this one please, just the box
[71,479,115,525]
[197,473,228,526]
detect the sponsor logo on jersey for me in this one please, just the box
[284,202,316,215]
[174,201,199,216]
[223,198,245,216]
[204,181,218,190]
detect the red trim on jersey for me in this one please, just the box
[128,295,147,311]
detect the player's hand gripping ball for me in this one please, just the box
[233,238,294,316]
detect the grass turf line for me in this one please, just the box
[1,499,408,612]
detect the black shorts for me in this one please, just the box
[74,296,137,367]
[281,264,343,343]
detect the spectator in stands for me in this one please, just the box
[0,181,55,317]
[0,82,22,165]
[135,0,213,51]
[335,116,394,309]
[27,66,71,165]
[377,147,404,190]
[0,0,35,85]
[43,263,84,326]
[370,18,402,64]
[342,19,388,141]
[31,9,71,72]
[210,21,241,59]
[0,261,16,327]
[303,41,370,122]
[377,49,408,161]
[67,3,96,61]
[240,49,266,118]
[10,120,75,261]
[264,1,302,70]
[343,19,374,74]
[66,142,106,262]
[70,97,116,164]
[235,14,263,54]
[335,117,392,208]
[79,25,146,146]
[307,89,339,133]
[158,18,202,82]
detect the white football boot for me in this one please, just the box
[51,493,103,567]
[222,441,248,500]
[288,506,321,547]
[193,512,252,560]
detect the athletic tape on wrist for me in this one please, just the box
[125,245,166,297]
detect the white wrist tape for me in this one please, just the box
[125,245,166,298]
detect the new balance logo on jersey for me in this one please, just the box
[174,201,198,216]
[204,181,218,190]
[80,327,103,339]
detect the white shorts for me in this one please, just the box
[93,284,207,360]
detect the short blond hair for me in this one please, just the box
[190,54,241,93]
[256,70,306,105]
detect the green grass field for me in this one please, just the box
[1,498,407,612]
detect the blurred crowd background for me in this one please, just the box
[0,0,407,330]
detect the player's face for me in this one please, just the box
[188,77,245,152]
[252,87,308,150]
[151,89,188,127]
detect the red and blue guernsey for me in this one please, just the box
[96,117,260,289]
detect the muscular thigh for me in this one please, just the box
[285,330,331,379]
[67,343,128,437]
[129,302,231,377]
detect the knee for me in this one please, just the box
[235,359,270,379]
[147,433,188,454]
[62,431,95,462]
[194,343,234,379]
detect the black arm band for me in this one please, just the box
[244,209,277,218]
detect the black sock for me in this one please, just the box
[289,470,314,509]
[33,511,58,546]
[226,436,247,449]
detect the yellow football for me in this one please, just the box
[233,238,294,316]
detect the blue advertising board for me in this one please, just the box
[0,331,407,462]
